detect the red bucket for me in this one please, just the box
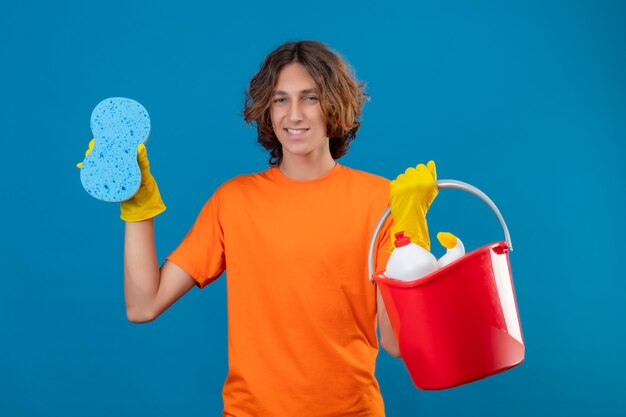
[369,180,524,390]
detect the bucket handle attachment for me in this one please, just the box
[368,179,513,282]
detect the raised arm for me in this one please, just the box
[78,139,197,323]
[124,219,196,323]
[120,144,197,322]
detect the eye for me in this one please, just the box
[304,96,318,102]
[273,97,286,104]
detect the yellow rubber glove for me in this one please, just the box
[77,139,166,222]
[75,138,95,169]
[389,161,438,252]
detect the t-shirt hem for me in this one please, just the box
[165,254,215,288]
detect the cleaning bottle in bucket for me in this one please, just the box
[385,231,439,281]
[386,231,466,281]
[436,232,466,267]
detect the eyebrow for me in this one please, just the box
[273,88,319,96]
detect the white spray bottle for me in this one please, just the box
[386,231,466,282]
[385,232,439,281]
[436,232,466,268]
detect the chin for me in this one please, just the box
[282,147,314,158]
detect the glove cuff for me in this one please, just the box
[120,174,166,222]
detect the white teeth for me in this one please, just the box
[287,128,307,134]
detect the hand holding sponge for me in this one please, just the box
[77,97,165,222]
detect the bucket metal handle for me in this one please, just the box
[368,179,513,282]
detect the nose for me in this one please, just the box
[287,100,304,123]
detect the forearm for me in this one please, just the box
[377,288,401,357]
[124,218,161,322]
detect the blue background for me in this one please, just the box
[1,0,625,415]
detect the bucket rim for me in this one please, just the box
[372,240,509,288]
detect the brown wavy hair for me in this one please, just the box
[243,40,368,166]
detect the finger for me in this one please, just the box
[136,143,151,173]
[398,167,414,181]
[77,138,95,169]
[85,138,95,156]
[414,163,431,180]
[137,143,147,161]
[427,160,437,181]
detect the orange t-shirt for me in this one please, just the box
[167,163,393,416]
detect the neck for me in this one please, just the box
[278,150,337,180]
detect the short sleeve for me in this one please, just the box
[166,191,226,288]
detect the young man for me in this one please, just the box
[116,41,437,416]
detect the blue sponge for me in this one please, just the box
[80,97,151,202]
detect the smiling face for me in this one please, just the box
[270,62,330,164]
